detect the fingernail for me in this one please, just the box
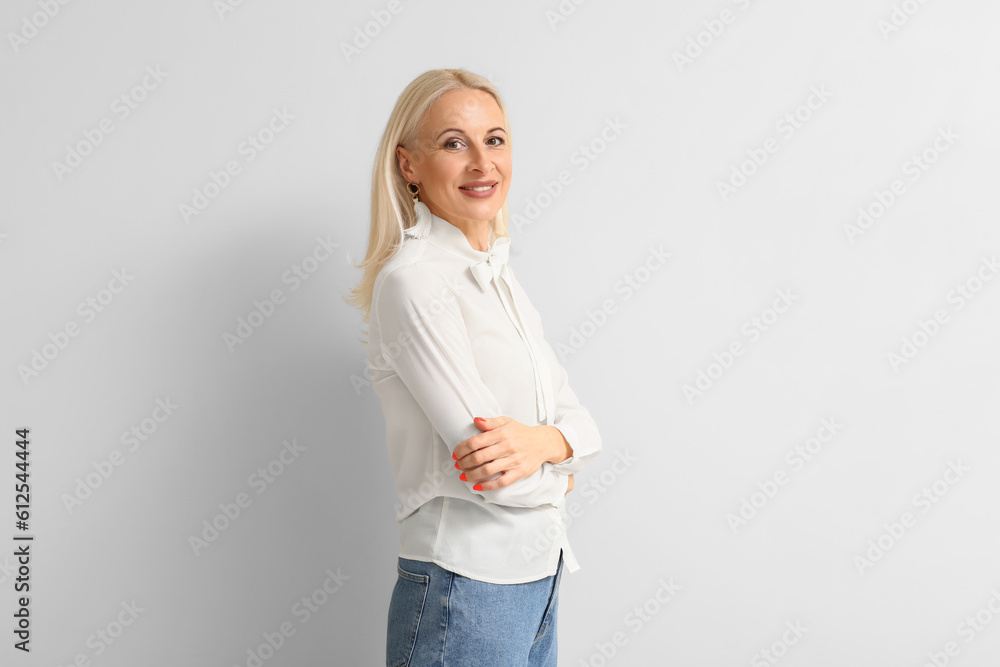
[454,462,460,469]
[460,473,467,481]
[473,484,482,491]
[474,417,485,423]
[452,453,457,460]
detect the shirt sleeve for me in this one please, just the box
[516,277,603,477]
[543,343,603,476]
[373,262,570,509]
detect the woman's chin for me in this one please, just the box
[447,201,503,223]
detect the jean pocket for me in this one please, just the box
[386,563,430,667]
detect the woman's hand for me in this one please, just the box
[452,416,572,491]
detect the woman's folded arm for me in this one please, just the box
[373,262,569,509]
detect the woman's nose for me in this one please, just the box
[467,145,494,173]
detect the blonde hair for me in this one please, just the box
[344,68,512,334]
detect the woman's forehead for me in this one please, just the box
[422,89,503,133]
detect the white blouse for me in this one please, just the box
[367,201,602,584]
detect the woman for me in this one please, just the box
[347,68,602,666]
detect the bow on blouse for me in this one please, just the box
[470,237,511,291]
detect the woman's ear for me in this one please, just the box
[396,145,417,184]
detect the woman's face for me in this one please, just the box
[397,88,512,229]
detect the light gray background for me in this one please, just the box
[3,1,999,665]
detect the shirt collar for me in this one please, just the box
[406,201,507,263]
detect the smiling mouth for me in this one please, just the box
[459,184,496,192]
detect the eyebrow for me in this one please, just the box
[435,127,506,140]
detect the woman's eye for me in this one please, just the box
[444,139,464,149]
[486,136,505,146]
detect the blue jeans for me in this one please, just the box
[386,550,564,666]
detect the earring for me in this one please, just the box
[407,182,420,203]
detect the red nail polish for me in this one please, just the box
[460,473,467,481]
[473,483,482,491]
[452,453,457,460]
[454,462,460,469]
[474,417,485,423]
